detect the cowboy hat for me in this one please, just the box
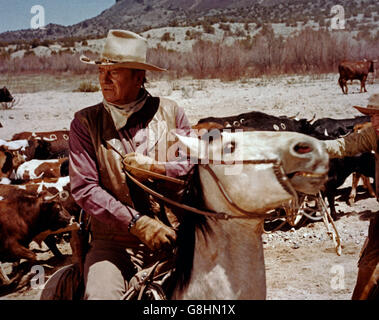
[353,93,379,115]
[80,29,166,72]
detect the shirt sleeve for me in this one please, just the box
[69,117,139,232]
[324,125,377,158]
[164,106,195,178]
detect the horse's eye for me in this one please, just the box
[223,141,236,154]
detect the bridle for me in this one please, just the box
[123,158,300,221]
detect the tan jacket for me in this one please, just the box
[324,125,377,158]
[324,124,378,198]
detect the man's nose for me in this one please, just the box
[100,71,112,83]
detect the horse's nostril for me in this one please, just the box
[294,143,313,154]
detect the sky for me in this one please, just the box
[0,0,115,33]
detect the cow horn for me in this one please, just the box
[44,193,60,202]
[43,134,58,142]
[308,114,316,124]
[287,112,300,120]
[338,132,351,138]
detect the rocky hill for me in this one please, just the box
[0,0,378,43]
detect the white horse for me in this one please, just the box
[167,130,329,300]
[39,130,328,300]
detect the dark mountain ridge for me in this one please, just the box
[0,0,377,43]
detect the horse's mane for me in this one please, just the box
[166,165,213,298]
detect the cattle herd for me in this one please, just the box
[0,59,377,294]
[196,111,375,219]
[0,130,81,286]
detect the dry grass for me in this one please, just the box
[0,28,378,88]
[74,81,100,92]
[147,28,379,81]
[0,73,99,93]
[0,52,97,74]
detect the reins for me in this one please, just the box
[123,159,299,221]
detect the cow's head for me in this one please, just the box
[59,159,69,176]
[38,193,72,232]
[0,87,14,103]
[24,138,52,160]
[0,149,14,178]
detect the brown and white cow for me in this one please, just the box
[22,176,80,220]
[14,157,69,181]
[338,60,376,94]
[11,130,69,159]
[0,186,73,264]
[0,138,52,179]
[0,176,79,217]
[0,176,80,261]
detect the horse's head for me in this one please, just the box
[176,130,329,216]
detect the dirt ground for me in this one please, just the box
[0,74,378,300]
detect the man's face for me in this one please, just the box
[98,66,142,105]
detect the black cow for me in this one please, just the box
[323,153,375,219]
[310,116,371,140]
[309,117,375,219]
[0,87,13,103]
[197,110,322,137]
[197,112,370,141]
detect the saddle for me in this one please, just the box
[40,226,175,301]
[39,259,174,300]
[39,178,183,300]
[122,258,175,300]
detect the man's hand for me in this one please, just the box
[129,215,176,251]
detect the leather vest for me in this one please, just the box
[75,96,179,242]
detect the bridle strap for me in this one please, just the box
[201,161,299,217]
[123,163,186,185]
[124,168,238,220]
[123,162,293,221]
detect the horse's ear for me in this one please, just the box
[174,133,208,160]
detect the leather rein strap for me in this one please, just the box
[123,159,299,221]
